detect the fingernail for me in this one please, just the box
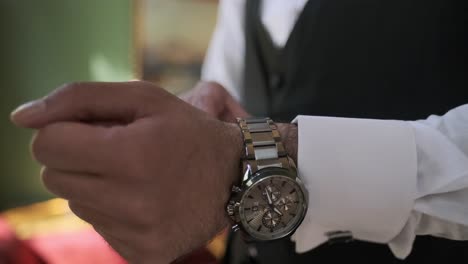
[10,100,46,123]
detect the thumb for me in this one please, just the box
[194,98,224,119]
[225,94,250,119]
[11,81,156,129]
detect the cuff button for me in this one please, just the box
[325,230,353,244]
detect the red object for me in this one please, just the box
[0,217,218,264]
[0,218,42,264]
[26,230,127,264]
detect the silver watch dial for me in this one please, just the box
[239,175,306,240]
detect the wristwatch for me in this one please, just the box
[226,118,308,241]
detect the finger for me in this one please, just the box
[75,203,143,263]
[10,81,161,129]
[42,168,110,206]
[194,97,223,118]
[32,122,121,173]
[43,168,144,221]
[92,226,136,262]
[72,198,174,262]
[225,94,250,119]
[89,206,172,264]
[68,201,135,232]
[187,81,226,118]
[221,95,250,122]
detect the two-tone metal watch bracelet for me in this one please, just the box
[236,118,296,178]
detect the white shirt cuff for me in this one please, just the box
[290,115,417,257]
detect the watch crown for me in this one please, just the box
[231,185,242,193]
[226,202,236,216]
[231,224,240,232]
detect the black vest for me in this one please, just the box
[243,0,468,122]
[227,0,468,263]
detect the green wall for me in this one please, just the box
[0,0,133,210]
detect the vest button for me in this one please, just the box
[247,246,258,258]
[270,74,284,91]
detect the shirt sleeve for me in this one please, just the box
[290,104,468,259]
[201,0,245,102]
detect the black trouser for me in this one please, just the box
[224,232,468,264]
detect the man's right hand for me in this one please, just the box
[180,81,249,122]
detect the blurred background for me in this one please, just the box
[0,0,218,211]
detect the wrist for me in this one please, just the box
[225,122,244,184]
[277,123,298,164]
[217,122,243,226]
[222,119,307,241]
[223,121,298,186]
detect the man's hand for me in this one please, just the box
[180,81,249,122]
[10,81,244,263]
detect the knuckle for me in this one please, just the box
[68,202,86,220]
[58,82,84,97]
[31,130,47,164]
[40,167,53,188]
[40,168,63,197]
[67,201,78,214]
[46,82,86,107]
[56,81,105,103]
[31,124,62,165]
[68,203,96,225]
[101,126,124,148]
[101,127,135,167]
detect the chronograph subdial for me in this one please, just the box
[262,210,282,229]
[276,197,294,211]
[262,185,281,203]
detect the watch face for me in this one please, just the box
[239,174,307,240]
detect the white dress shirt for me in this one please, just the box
[201,0,468,259]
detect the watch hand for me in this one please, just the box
[273,207,283,216]
[265,187,273,205]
